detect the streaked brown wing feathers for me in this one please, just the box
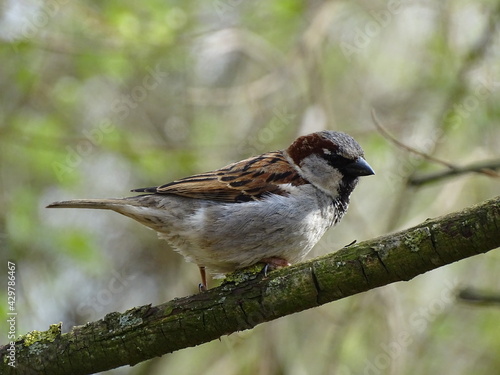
[137,151,308,203]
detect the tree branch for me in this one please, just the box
[408,159,500,186]
[456,287,500,306]
[371,109,456,170]
[371,110,500,185]
[2,196,500,375]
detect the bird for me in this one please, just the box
[47,131,375,290]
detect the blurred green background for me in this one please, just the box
[1,0,500,374]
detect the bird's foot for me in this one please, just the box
[198,283,207,292]
[260,257,291,277]
[198,266,207,292]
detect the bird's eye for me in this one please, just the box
[322,153,352,169]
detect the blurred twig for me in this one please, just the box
[457,287,500,306]
[187,2,341,106]
[380,2,500,232]
[437,0,500,136]
[372,110,500,184]
[371,109,455,169]
[409,159,500,186]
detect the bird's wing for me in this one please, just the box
[132,151,309,203]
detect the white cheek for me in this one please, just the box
[297,155,343,198]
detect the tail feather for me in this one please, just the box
[46,196,168,232]
[46,198,133,210]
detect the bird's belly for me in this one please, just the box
[167,193,337,274]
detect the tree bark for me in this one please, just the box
[2,195,499,375]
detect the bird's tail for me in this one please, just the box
[46,198,139,210]
[46,196,168,232]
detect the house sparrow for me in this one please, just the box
[47,131,374,290]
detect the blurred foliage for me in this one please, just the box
[1,0,500,374]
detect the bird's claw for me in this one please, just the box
[260,257,291,277]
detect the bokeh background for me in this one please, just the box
[1,1,500,374]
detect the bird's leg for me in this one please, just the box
[260,257,291,277]
[198,266,207,292]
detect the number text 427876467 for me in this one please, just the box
[6,261,17,368]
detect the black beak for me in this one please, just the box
[344,157,375,177]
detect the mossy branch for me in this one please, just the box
[1,196,499,375]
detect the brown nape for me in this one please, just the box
[286,133,339,166]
